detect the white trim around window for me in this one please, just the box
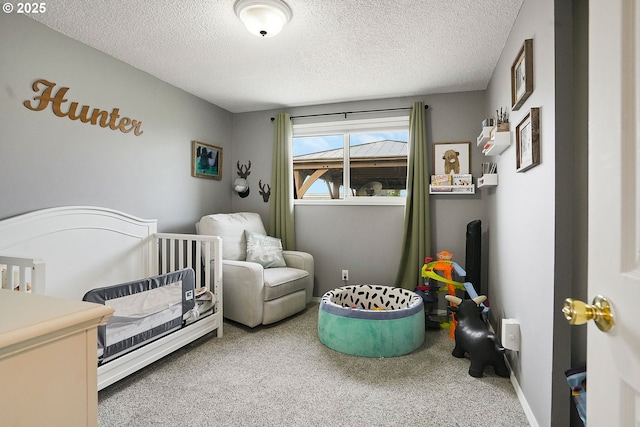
[293,115,410,205]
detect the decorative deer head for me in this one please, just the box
[236,161,251,179]
[259,180,271,203]
[235,161,251,198]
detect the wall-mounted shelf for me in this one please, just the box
[476,126,492,147]
[429,184,475,195]
[481,129,511,156]
[477,174,498,187]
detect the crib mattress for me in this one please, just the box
[83,268,195,364]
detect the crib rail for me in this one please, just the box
[97,233,223,390]
[0,256,45,294]
[152,233,222,307]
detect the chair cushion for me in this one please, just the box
[263,267,310,301]
[245,230,286,268]
[198,212,267,261]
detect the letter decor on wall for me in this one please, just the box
[23,79,143,136]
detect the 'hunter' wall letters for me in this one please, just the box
[24,79,144,136]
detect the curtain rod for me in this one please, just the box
[270,105,429,121]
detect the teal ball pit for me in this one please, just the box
[318,285,425,357]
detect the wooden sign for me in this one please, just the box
[24,79,143,136]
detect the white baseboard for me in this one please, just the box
[485,322,537,427]
[505,356,539,427]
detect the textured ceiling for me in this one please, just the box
[27,0,524,113]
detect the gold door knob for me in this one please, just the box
[563,295,615,332]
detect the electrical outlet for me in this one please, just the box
[341,269,349,281]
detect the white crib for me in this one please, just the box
[0,206,223,390]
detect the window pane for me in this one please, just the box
[293,135,344,199]
[349,131,409,197]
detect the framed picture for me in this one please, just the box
[432,142,471,175]
[192,140,222,179]
[511,39,533,111]
[516,107,540,173]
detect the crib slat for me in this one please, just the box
[177,239,185,271]
[187,241,194,284]
[160,238,167,274]
[0,256,44,293]
[31,261,45,294]
[170,238,176,272]
[152,233,220,294]
[195,240,202,287]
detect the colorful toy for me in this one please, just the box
[420,251,467,337]
[565,366,587,425]
[419,251,489,337]
[445,295,509,378]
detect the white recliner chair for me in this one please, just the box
[197,212,314,328]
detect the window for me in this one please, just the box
[292,116,409,202]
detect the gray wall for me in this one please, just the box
[231,92,488,299]
[484,0,587,425]
[0,14,233,232]
[484,0,556,423]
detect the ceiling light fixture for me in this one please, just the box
[234,0,292,38]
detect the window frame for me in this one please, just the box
[292,115,410,206]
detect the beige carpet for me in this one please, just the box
[98,303,530,426]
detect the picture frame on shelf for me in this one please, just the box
[192,140,223,179]
[432,142,471,175]
[516,107,540,173]
[511,38,534,111]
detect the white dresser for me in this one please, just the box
[0,290,113,427]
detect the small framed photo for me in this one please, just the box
[192,140,222,179]
[432,142,471,175]
[516,107,540,173]
[511,39,534,111]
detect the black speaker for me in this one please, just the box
[465,220,482,296]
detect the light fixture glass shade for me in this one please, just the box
[234,0,292,38]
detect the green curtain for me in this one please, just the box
[268,113,296,250]
[395,101,430,290]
